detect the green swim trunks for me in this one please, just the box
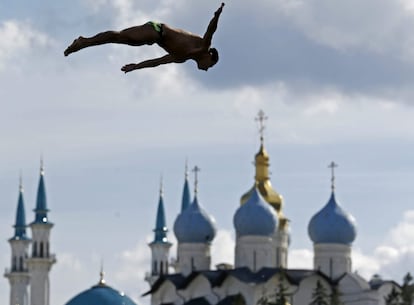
[147,21,163,34]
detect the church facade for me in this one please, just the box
[143,114,399,305]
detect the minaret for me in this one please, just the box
[240,110,289,268]
[5,176,31,305]
[146,177,172,286]
[308,162,357,280]
[173,166,216,275]
[26,161,56,305]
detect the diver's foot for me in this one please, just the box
[64,37,85,56]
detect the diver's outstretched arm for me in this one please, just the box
[203,3,225,48]
[121,54,182,72]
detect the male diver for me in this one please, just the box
[64,3,225,73]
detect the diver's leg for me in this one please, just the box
[64,24,159,56]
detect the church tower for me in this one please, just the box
[5,177,31,305]
[308,162,357,280]
[240,110,289,268]
[27,162,56,305]
[146,178,172,286]
[173,166,216,276]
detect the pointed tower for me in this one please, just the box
[173,166,216,275]
[5,177,31,305]
[26,161,56,305]
[145,178,172,286]
[308,162,357,280]
[240,110,289,268]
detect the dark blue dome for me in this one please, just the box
[308,192,357,245]
[234,188,277,237]
[65,283,137,305]
[173,196,216,243]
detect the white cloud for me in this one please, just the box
[270,0,413,55]
[114,237,153,304]
[0,20,52,70]
[289,248,313,269]
[211,229,236,267]
[351,210,414,282]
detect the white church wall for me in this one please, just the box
[291,275,331,305]
[214,276,255,305]
[181,274,214,302]
[151,280,180,305]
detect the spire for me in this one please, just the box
[153,177,168,243]
[181,160,191,212]
[13,176,28,240]
[98,261,106,286]
[33,159,49,224]
[328,161,338,193]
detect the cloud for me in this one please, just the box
[289,248,313,269]
[114,236,154,304]
[0,20,52,70]
[211,229,236,267]
[350,210,414,282]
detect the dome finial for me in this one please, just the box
[255,109,268,145]
[159,174,163,197]
[192,165,201,197]
[19,171,23,192]
[98,260,106,285]
[185,158,189,179]
[40,155,45,176]
[328,161,338,192]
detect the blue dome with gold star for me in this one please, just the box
[308,191,357,245]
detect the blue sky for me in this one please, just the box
[2,0,414,304]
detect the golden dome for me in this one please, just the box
[241,143,283,214]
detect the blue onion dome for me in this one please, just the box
[173,196,217,243]
[65,275,137,305]
[234,187,278,237]
[308,192,357,245]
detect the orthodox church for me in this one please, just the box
[5,112,399,305]
[141,113,399,305]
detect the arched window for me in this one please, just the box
[39,242,44,258]
[33,242,37,257]
[153,260,157,275]
[160,262,164,275]
[12,256,17,271]
[19,256,24,271]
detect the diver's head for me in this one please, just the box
[197,48,219,71]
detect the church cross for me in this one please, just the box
[255,110,268,144]
[192,166,201,195]
[328,161,338,191]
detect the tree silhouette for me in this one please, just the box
[330,286,343,305]
[401,272,414,305]
[310,280,329,305]
[274,272,291,305]
[385,287,403,305]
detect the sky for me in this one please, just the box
[1,0,414,304]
